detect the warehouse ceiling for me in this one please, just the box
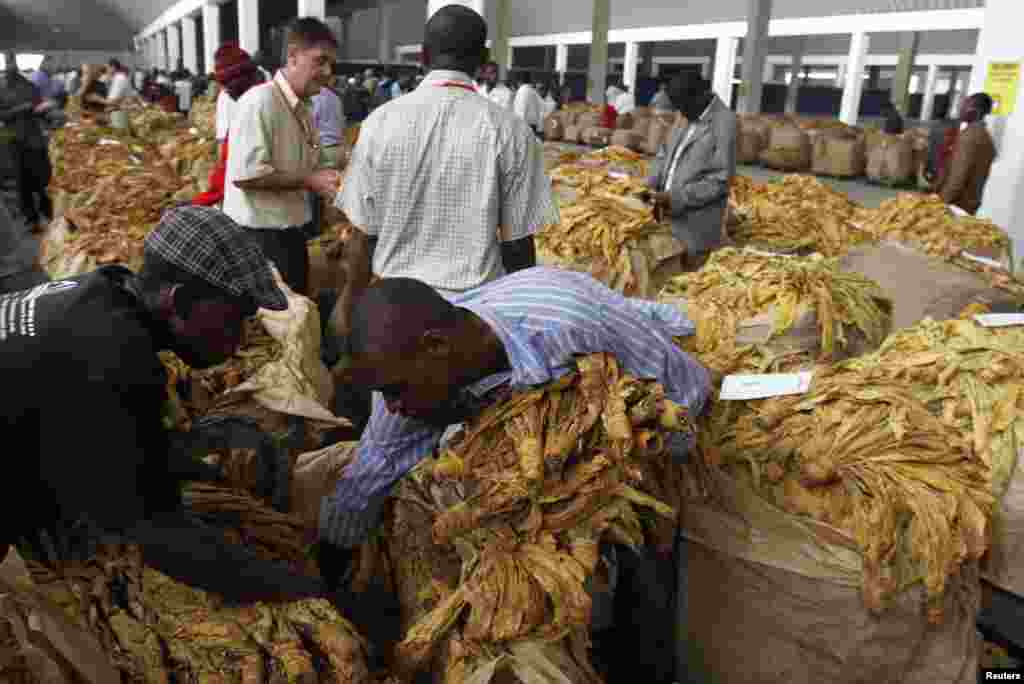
[0,0,987,52]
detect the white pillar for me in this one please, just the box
[839,31,869,126]
[238,0,260,56]
[785,37,805,114]
[949,70,970,119]
[298,0,326,19]
[835,61,846,89]
[920,63,940,121]
[378,2,395,64]
[168,24,181,71]
[491,0,511,79]
[891,31,919,115]
[969,0,1024,263]
[555,44,568,77]
[737,0,771,114]
[623,41,639,89]
[203,3,220,77]
[182,16,199,75]
[587,0,611,103]
[712,36,739,108]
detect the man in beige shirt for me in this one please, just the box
[224,17,342,295]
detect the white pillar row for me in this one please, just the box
[970,0,1024,264]
[203,3,220,77]
[623,41,639,89]
[555,44,568,78]
[588,0,611,103]
[839,31,869,126]
[298,0,326,19]
[785,37,806,114]
[168,24,182,71]
[920,63,940,122]
[712,36,739,108]
[238,0,260,57]
[182,15,199,75]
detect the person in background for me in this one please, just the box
[0,194,49,295]
[251,51,273,82]
[614,84,636,117]
[559,80,573,108]
[488,76,514,110]
[512,75,544,137]
[342,74,370,123]
[363,69,379,100]
[0,54,52,233]
[312,80,346,170]
[29,56,65,110]
[538,81,557,118]
[192,46,265,208]
[333,3,558,348]
[78,64,110,115]
[937,93,997,216]
[156,70,172,87]
[132,67,145,93]
[65,66,82,100]
[223,17,342,296]
[374,71,393,108]
[880,100,904,135]
[650,79,673,112]
[106,59,140,108]
[643,72,737,269]
[0,206,332,606]
[474,61,496,96]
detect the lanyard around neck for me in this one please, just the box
[433,80,478,92]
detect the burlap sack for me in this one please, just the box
[838,242,1019,330]
[811,132,866,178]
[582,126,614,147]
[576,112,602,130]
[560,110,580,128]
[615,112,634,130]
[290,442,358,532]
[736,127,765,165]
[630,116,652,138]
[759,125,811,171]
[563,125,584,144]
[681,471,981,684]
[644,114,675,155]
[543,114,564,141]
[611,130,645,152]
[866,134,915,185]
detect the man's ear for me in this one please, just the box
[420,330,451,359]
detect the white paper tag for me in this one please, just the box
[720,371,814,401]
[608,171,629,180]
[97,138,122,146]
[960,250,1007,271]
[974,313,1024,328]
[189,127,199,135]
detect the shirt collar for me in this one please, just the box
[420,70,475,90]
[274,70,304,109]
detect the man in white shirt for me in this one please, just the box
[614,85,636,116]
[512,77,544,136]
[538,81,557,118]
[333,4,559,340]
[106,59,137,105]
[488,79,514,110]
[224,17,342,296]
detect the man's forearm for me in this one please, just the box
[235,170,309,192]
[501,235,537,274]
[329,234,376,344]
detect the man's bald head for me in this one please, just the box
[424,5,487,74]
[351,278,459,357]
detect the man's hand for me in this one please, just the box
[643,191,671,208]
[305,169,343,198]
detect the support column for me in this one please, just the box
[378,1,396,64]
[712,36,739,107]
[555,44,569,79]
[490,0,511,80]
[168,23,182,71]
[891,31,919,114]
[587,0,611,103]
[182,16,199,75]
[948,69,969,119]
[203,2,220,77]
[835,61,846,89]
[920,63,940,121]
[866,65,881,91]
[785,37,806,114]
[737,0,771,114]
[839,32,869,125]
[238,0,260,57]
[297,0,326,19]
[968,0,1024,261]
[623,41,639,89]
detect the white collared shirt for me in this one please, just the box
[338,70,559,296]
[488,84,514,110]
[215,90,236,141]
[513,84,544,129]
[223,71,319,229]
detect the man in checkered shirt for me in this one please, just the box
[331,4,560,343]
[0,207,330,605]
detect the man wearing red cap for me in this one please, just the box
[193,44,265,207]
[224,17,343,296]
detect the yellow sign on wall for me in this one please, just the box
[984,61,1021,116]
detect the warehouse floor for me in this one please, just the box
[738,164,908,208]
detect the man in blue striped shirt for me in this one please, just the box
[319,266,711,549]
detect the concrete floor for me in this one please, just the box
[737,164,910,208]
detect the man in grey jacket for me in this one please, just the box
[643,72,736,268]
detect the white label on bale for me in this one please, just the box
[742,247,794,259]
[960,251,1007,271]
[720,371,814,401]
[98,138,122,146]
[974,313,1024,328]
[608,171,629,180]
